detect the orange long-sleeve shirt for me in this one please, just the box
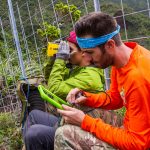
[81,42,150,150]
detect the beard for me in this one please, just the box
[94,53,114,69]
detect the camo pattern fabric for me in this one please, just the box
[54,109,123,150]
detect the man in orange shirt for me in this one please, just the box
[55,12,150,150]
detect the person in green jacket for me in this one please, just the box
[45,32,104,99]
[21,31,104,150]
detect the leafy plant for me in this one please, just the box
[37,22,60,42]
[55,2,81,22]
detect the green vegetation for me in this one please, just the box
[55,2,81,22]
[0,112,23,150]
[37,22,60,42]
[0,0,150,149]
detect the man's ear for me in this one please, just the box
[104,39,115,50]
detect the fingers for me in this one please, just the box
[75,96,87,104]
[57,105,74,116]
[59,41,66,49]
[66,88,81,103]
[62,41,66,50]
[58,107,85,126]
[57,108,69,116]
[66,88,87,105]
[61,41,69,49]
[62,104,74,111]
[58,41,64,51]
[65,42,70,50]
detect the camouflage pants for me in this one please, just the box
[54,109,123,150]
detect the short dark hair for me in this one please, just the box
[75,12,122,46]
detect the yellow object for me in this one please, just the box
[47,42,59,56]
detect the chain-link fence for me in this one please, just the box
[0,0,150,113]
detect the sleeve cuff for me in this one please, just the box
[83,91,94,106]
[81,114,96,131]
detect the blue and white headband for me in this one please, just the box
[76,25,120,49]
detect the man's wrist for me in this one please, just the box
[79,113,86,127]
[81,114,95,131]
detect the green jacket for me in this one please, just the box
[46,58,104,99]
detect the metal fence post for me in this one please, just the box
[93,0,101,12]
[7,0,26,78]
[93,0,110,90]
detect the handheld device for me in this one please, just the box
[38,85,71,109]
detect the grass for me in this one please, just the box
[0,112,23,150]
